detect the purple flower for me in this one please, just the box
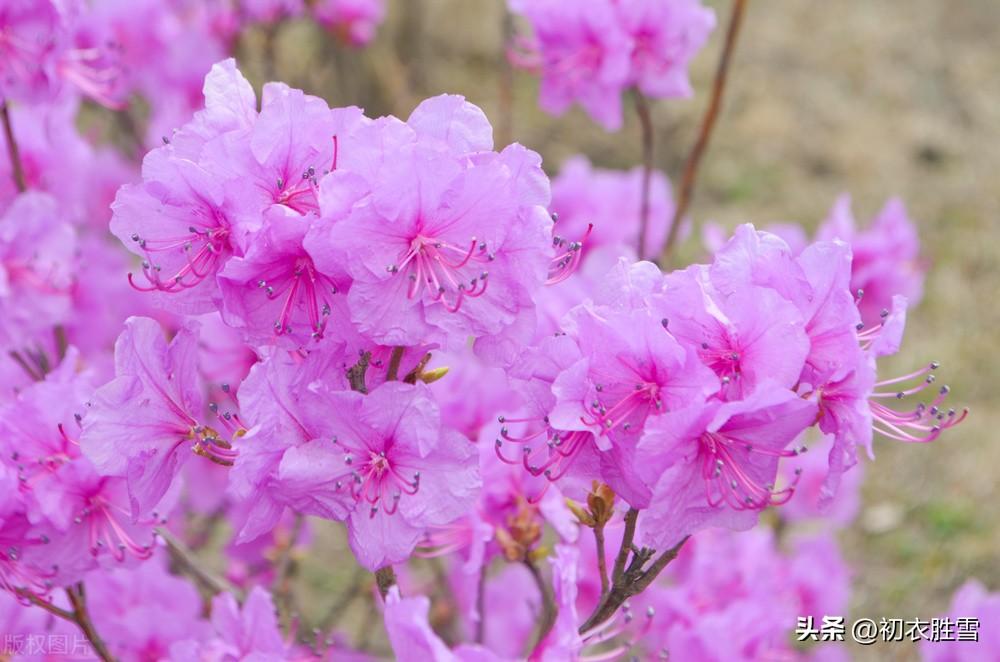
[383,586,503,662]
[0,192,77,348]
[922,580,1000,660]
[550,155,674,261]
[81,317,230,519]
[312,0,385,46]
[279,382,480,570]
[636,384,818,549]
[309,97,554,355]
[509,0,633,130]
[818,194,926,327]
[616,0,716,99]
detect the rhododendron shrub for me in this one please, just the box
[0,2,978,661]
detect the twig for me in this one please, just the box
[523,558,556,652]
[273,514,305,628]
[634,90,654,260]
[157,527,239,597]
[66,584,115,662]
[374,565,397,600]
[15,589,74,621]
[347,351,371,393]
[386,346,405,381]
[475,562,488,643]
[611,508,639,584]
[578,535,689,633]
[660,0,749,266]
[593,523,610,600]
[497,9,515,147]
[317,567,367,632]
[1,101,27,192]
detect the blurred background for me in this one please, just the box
[200,0,998,658]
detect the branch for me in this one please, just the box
[15,589,74,621]
[660,0,749,266]
[497,9,515,147]
[157,527,239,597]
[611,507,639,584]
[523,558,556,652]
[634,90,655,261]
[1,101,27,193]
[593,522,610,600]
[386,346,405,381]
[347,351,371,393]
[66,584,115,662]
[272,514,304,628]
[578,535,689,634]
[374,565,397,600]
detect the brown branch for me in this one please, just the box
[634,90,654,261]
[611,507,639,584]
[386,346,405,381]
[593,523,610,600]
[578,535,689,634]
[347,351,371,393]
[157,527,239,597]
[317,567,367,631]
[660,0,749,266]
[523,558,556,652]
[374,565,397,600]
[497,9,515,147]
[15,589,75,621]
[475,562,488,643]
[66,584,116,662]
[1,101,27,193]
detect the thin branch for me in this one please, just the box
[374,565,397,600]
[634,90,654,261]
[15,589,74,621]
[475,562,488,644]
[523,558,556,652]
[611,507,639,584]
[273,514,305,628]
[578,536,689,634]
[347,351,371,393]
[497,9,515,147]
[317,567,367,632]
[386,346,405,381]
[660,0,749,266]
[66,584,115,662]
[1,101,27,193]
[157,527,239,597]
[593,522,610,600]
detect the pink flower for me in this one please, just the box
[635,384,818,549]
[312,0,385,46]
[550,155,674,261]
[278,382,480,570]
[655,264,810,401]
[81,317,230,519]
[0,192,77,349]
[538,301,718,507]
[818,194,925,327]
[922,580,1000,660]
[616,0,716,99]
[308,97,554,356]
[218,209,349,349]
[383,586,504,662]
[111,150,257,314]
[86,549,210,659]
[170,586,301,661]
[509,0,633,130]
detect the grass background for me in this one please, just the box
[227,1,999,658]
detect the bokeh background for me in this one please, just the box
[193,1,999,658]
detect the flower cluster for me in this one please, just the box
[508,0,717,129]
[0,2,976,661]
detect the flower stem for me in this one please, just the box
[66,584,116,662]
[659,0,749,266]
[386,346,405,381]
[611,507,639,583]
[157,526,239,597]
[523,557,556,652]
[374,565,397,600]
[1,101,27,193]
[634,90,654,261]
[593,521,610,600]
